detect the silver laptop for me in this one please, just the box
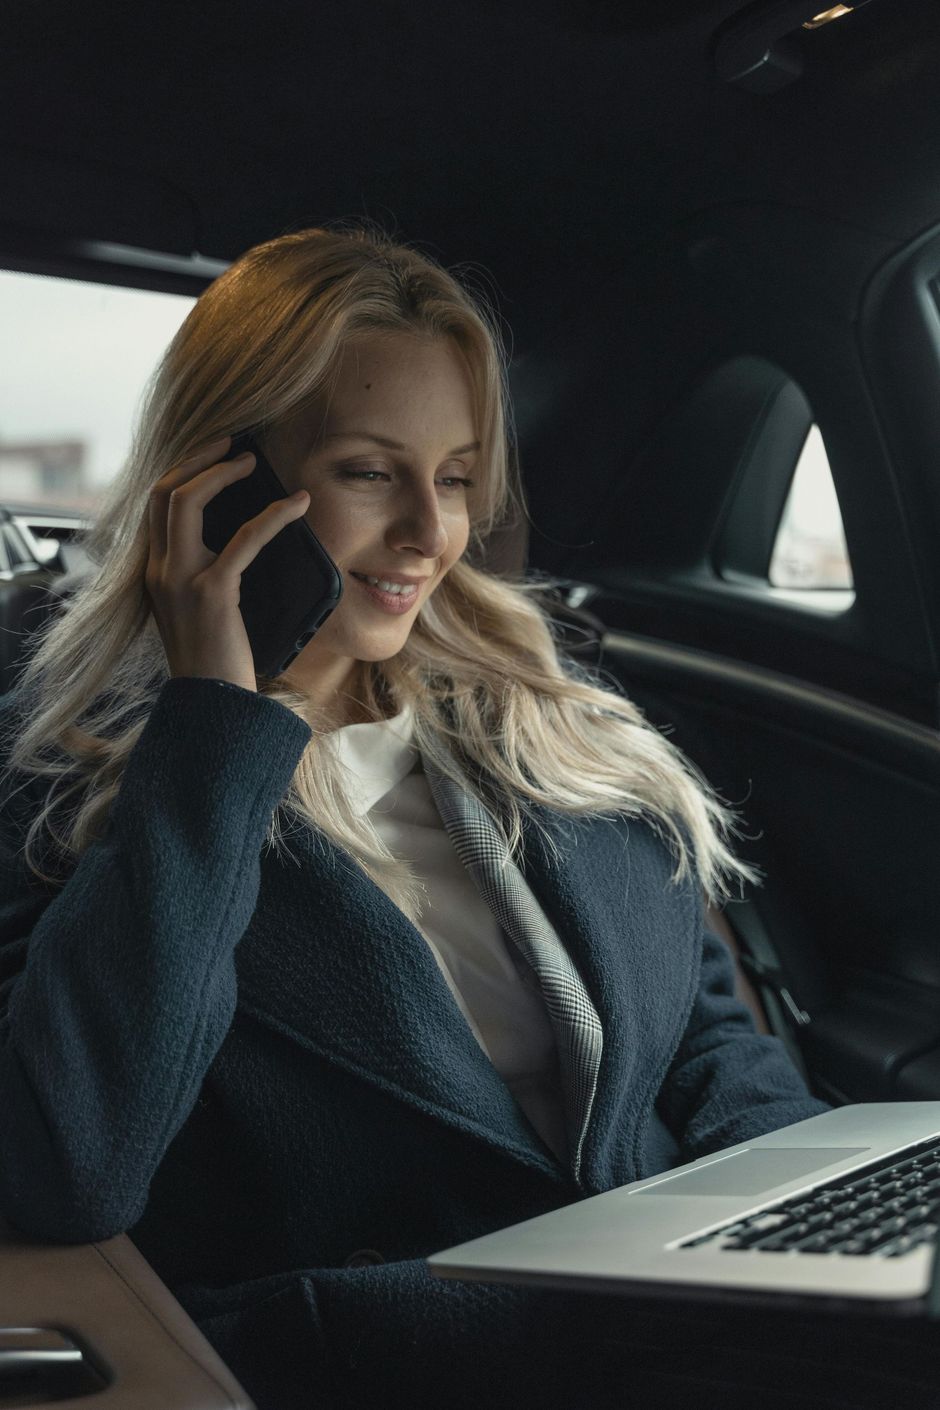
[427,1104,940,1313]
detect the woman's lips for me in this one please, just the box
[350,573,422,614]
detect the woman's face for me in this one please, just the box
[261,331,479,705]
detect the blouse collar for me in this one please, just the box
[330,704,418,817]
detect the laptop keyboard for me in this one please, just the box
[679,1134,940,1258]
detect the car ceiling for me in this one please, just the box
[4,0,939,313]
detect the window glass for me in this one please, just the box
[768,424,853,591]
[0,270,196,515]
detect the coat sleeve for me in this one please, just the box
[654,905,831,1161]
[0,676,311,1243]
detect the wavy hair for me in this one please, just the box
[0,223,755,920]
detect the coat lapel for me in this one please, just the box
[234,785,700,1195]
[234,823,566,1185]
[517,806,702,1191]
[422,759,604,1188]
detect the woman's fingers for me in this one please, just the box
[144,433,311,691]
[162,448,256,577]
[214,489,310,578]
[147,435,234,561]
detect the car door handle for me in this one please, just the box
[0,1325,109,1399]
[0,1326,85,1374]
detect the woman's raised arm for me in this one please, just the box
[0,677,311,1243]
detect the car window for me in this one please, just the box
[0,269,195,514]
[768,424,853,594]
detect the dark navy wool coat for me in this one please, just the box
[0,677,827,1409]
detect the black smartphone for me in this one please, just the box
[201,434,343,679]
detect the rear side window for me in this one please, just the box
[769,424,853,591]
[709,360,855,614]
[0,269,195,514]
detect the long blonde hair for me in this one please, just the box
[0,223,754,920]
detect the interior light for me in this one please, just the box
[803,4,853,28]
[715,0,877,94]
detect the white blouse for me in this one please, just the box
[328,706,570,1164]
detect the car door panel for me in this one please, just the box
[0,1217,254,1408]
[592,627,940,1107]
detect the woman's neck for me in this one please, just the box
[280,660,391,730]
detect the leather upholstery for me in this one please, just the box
[0,1216,255,1408]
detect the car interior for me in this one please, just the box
[2,0,940,1403]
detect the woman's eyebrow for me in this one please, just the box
[324,431,481,455]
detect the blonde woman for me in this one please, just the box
[0,226,843,1410]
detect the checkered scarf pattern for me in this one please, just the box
[423,761,604,1180]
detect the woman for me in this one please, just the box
[0,224,876,1410]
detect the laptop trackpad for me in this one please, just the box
[633,1148,869,1197]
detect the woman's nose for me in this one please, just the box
[387,487,450,559]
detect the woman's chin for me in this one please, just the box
[332,620,417,663]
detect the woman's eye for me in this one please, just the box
[338,466,390,482]
[337,465,473,491]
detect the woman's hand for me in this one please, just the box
[145,435,310,693]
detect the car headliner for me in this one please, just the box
[2,0,938,314]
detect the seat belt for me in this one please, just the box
[725,897,811,1083]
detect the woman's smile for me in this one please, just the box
[349,571,423,612]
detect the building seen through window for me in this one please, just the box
[0,269,196,515]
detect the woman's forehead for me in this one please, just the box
[309,335,481,443]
